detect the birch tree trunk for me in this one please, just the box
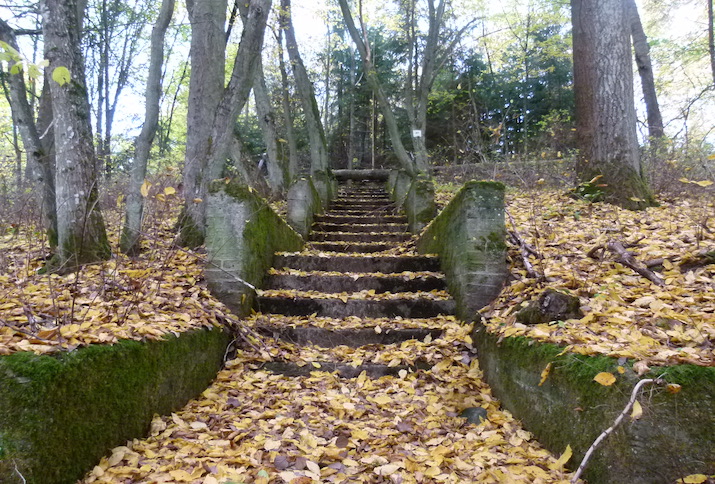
[337,0,416,175]
[571,0,656,209]
[41,0,110,268]
[626,0,664,140]
[178,0,227,247]
[280,0,329,174]
[120,0,175,255]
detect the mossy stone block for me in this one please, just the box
[472,322,715,483]
[0,327,230,483]
[206,179,303,315]
[417,181,507,319]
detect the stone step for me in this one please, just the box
[307,241,398,253]
[255,295,456,318]
[311,222,408,233]
[254,325,443,347]
[264,272,446,293]
[330,199,394,208]
[314,214,407,224]
[309,231,412,243]
[260,360,431,378]
[325,208,400,217]
[273,254,441,272]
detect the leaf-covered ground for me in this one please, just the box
[474,189,714,368]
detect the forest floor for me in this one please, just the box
[0,182,713,483]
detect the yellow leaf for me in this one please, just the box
[140,180,151,198]
[164,186,176,195]
[264,439,281,451]
[666,383,682,394]
[548,444,573,470]
[631,400,643,420]
[339,295,348,303]
[679,177,691,183]
[193,197,203,203]
[311,361,321,368]
[593,372,616,386]
[693,180,713,187]
[617,366,626,374]
[681,475,708,483]
[169,469,194,481]
[539,362,552,386]
[374,464,401,475]
[373,395,392,405]
[398,369,408,379]
[52,66,71,86]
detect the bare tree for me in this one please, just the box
[41,0,110,267]
[120,0,175,255]
[279,0,329,175]
[178,0,227,247]
[571,0,656,209]
[626,0,664,139]
[0,19,58,245]
[338,0,416,175]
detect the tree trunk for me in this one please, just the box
[178,0,227,248]
[120,0,175,255]
[253,59,287,195]
[571,0,656,210]
[280,0,329,175]
[205,0,272,181]
[0,19,58,247]
[338,0,416,175]
[41,0,110,268]
[709,0,715,85]
[626,0,664,139]
[277,29,299,180]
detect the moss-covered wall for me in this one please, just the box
[416,181,508,319]
[287,177,322,239]
[206,179,304,315]
[472,323,715,483]
[0,327,231,484]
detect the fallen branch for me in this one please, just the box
[506,209,543,279]
[588,239,665,286]
[571,378,663,483]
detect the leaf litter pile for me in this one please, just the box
[0,184,713,482]
[479,189,714,368]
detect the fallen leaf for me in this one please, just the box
[593,372,616,386]
[631,400,643,420]
[548,444,573,470]
[539,362,552,386]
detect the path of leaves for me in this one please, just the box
[83,325,575,483]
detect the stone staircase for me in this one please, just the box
[253,180,458,375]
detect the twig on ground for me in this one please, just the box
[588,239,665,286]
[506,208,543,279]
[571,378,663,483]
[14,460,26,483]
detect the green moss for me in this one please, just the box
[0,327,230,483]
[473,324,715,483]
[463,180,506,191]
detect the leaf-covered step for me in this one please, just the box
[330,200,395,208]
[307,241,398,253]
[259,360,432,378]
[311,222,408,233]
[254,294,456,318]
[247,313,460,331]
[264,271,446,294]
[309,231,412,243]
[314,214,407,224]
[273,253,441,272]
[254,325,443,348]
[326,207,399,216]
